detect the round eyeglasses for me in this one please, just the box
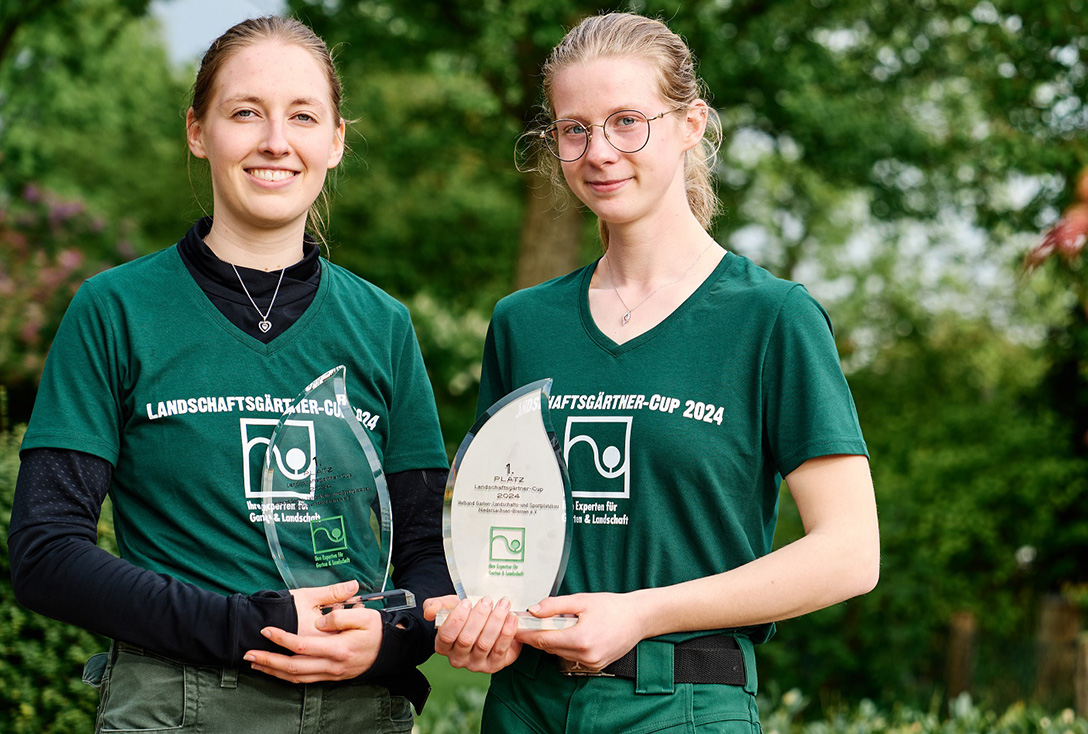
[539,107,684,162]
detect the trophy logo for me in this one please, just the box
[563,416,632,499]
[489,527,526,562]
[310,516,348,556]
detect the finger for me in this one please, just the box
[261,626,339,657]
[308,579,360,607]
[316,606,381,633]
[260,626,305,653]
[243,649,293,672]
[489,607,520,661]
[435,598,473,652]
[474,597,514,652]
[515,624,583,657]
[246,653,344,684]
[454,598,502,654]
[244,649,322,680]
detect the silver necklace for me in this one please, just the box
[604,243,714,326]
[231,263,286,333]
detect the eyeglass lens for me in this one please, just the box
[544,110,652,161]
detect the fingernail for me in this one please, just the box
[529,604,541,614]
[460,598,471,608]
[243,654,255,662]
[260,628,272,638]
[497,597,511,611]
[481,597,493,608]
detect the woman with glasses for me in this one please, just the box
[425,11,879,733]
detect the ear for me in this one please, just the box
[680,99,710,152]
[327,118,346,169]
[186,108,208,159]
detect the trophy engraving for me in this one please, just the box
[439,379,576,630]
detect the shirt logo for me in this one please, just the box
[240,417,316,499]
[563,416,632,499]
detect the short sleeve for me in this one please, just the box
[475,304,514,419]
[382,316,449,473]
[22,281,123,464]
[762,285,868,477]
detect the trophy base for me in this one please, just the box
[321,589,416,614]
[433,608,578,630]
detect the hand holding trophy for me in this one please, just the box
[438,379,577,630]
[261,365,413,611]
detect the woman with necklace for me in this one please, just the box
[9,17,450,734]
[425,12,879,733]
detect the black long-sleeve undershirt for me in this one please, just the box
[7,450,451,708]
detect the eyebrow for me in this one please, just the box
[554,106,645,121]
[220,95,328,111]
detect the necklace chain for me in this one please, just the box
[604,243,714,326]
[231,263,286,334]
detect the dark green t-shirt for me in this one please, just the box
[478,252,867,644]
[23,246,448,597]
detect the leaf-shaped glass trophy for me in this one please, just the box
[437,379,576,630]
[261,365,413,611]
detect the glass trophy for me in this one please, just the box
[261,365,414,611]
[437,379,577,630]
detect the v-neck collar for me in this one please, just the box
[172,245,330,355]
[579,252,736,356]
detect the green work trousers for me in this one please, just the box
[481,637,762,734]
[84,642,414,734]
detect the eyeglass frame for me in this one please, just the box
[537,106,689,162]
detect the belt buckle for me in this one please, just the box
[557,659,615,677]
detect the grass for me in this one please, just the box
[416,654,490,724]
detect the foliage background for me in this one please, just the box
[2,0,1088,731]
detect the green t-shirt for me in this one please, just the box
[478,252,867,644]
[23,246,448,597]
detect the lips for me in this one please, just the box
[587,178,629,193]
[247,168,297,182]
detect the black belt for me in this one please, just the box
[558,634,746,686]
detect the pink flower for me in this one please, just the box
[57,248,85,272]
[1025,167,1088,269]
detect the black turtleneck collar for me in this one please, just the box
[177,217,323,343]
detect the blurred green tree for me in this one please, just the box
[0,0,191,252]
[286,0,1087,306]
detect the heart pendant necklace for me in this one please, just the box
[232,263,286,334]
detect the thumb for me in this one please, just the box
[528,594,581,618]
[422,594,460,619]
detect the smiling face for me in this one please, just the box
[186,40,345,239]
[549,55,705,232]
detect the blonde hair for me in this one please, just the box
[531,12,722,247]
[187,17,345,247]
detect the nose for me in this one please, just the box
[582,125,618,165]
[260,119,290,156]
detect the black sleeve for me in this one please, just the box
[360,467,454,702]
[7,448,297,666]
